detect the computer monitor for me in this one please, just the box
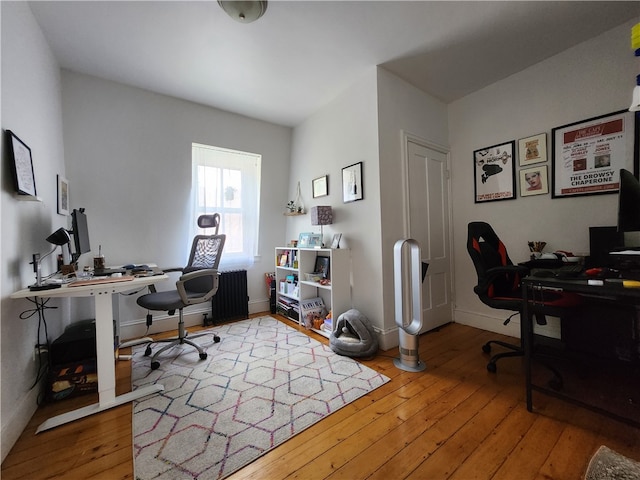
[617,168,640,248]
[71,208,91,262]
[617,169,640,232]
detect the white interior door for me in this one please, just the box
[406,139,452,333]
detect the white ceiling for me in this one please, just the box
[28,1,639,127]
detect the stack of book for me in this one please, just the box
[276,296,299,321]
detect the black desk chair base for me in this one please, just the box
[482,340,522,373]
[144,308,221,370]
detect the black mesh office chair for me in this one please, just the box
[467,221,580,373]
[137,214,226,370]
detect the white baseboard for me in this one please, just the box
[454,308,561,339]
[1,381,41,463]
[454,308,521,338]
[119,299,270,342]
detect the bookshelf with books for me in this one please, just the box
[275,246,350,338]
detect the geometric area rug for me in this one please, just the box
[131,316,390,480]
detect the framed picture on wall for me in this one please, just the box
[473,141,516,203]
[7,130,37,196]
[57,175,70,215]
[519,166,549,197]
[312,175,328,198]
[342,162,363,203]
[518,133,547,166]
[551,109,637,198]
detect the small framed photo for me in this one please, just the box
[298,232,314,248]
[312,175,328,198]
[57,175,70,215]
[7,130,37,196]
[342,162,363,203]
[314,256,330,278]
[330,233,342,249]
[519,166,549,197]
[518,133,547,166]
[307,233,322,248]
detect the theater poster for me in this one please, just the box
[551,110,636,198]
[473,140,516,203]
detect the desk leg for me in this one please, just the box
[36,292,163,433]
[95,293,117,404]
[522,284,533,412]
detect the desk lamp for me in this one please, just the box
[310,206,333,248]
[30,227,71,291]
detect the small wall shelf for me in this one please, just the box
[283,211,305,216]
[14,193,42,202]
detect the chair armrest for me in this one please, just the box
[144,267,184,293]
[475,265,529,294]
[176,269,220,305]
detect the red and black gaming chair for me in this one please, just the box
[467,221,580,373]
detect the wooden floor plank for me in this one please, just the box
[2,315,639,480]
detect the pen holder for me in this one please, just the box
[528,241,546,253]
[93,255,105,270]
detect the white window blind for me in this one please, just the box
[191,143,261,270]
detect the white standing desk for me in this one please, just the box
[11,274,168,433]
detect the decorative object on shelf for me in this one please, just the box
[473,140,516,203]
[331,233,342,249]
[285,181,305,215]
[310,205,333,247]
[7,130,36,197]
[551,109,636,198]
[298,232,322,248]
[307,233,322,248]
[519,165,549,197]
[218,0,267,23]
[342,162,363,203]
[57,175,69,215]
[314,256,330,279]
[312,175,328,198]
[518,133,547,166]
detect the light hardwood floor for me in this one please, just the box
[2,313,639,479]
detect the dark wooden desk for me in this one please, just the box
[522,276,640,426]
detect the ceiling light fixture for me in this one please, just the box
[218,1,268,24]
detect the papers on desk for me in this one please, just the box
[610,250,640,255]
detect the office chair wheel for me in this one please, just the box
[486,362,497,373]
[482,343,491,354]
[151,361,160,370]
[214,335,221,343]
[199,352,208,360]
[144,345,152,357]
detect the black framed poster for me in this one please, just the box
[473,141,516,203]
[551,110,637,198]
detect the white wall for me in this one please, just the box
[1,2,68,461]
[376,68,449,347]
[450,19,639,337]
[287,69,383,333]
[286,68,449,350]
[61,71,293,335]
